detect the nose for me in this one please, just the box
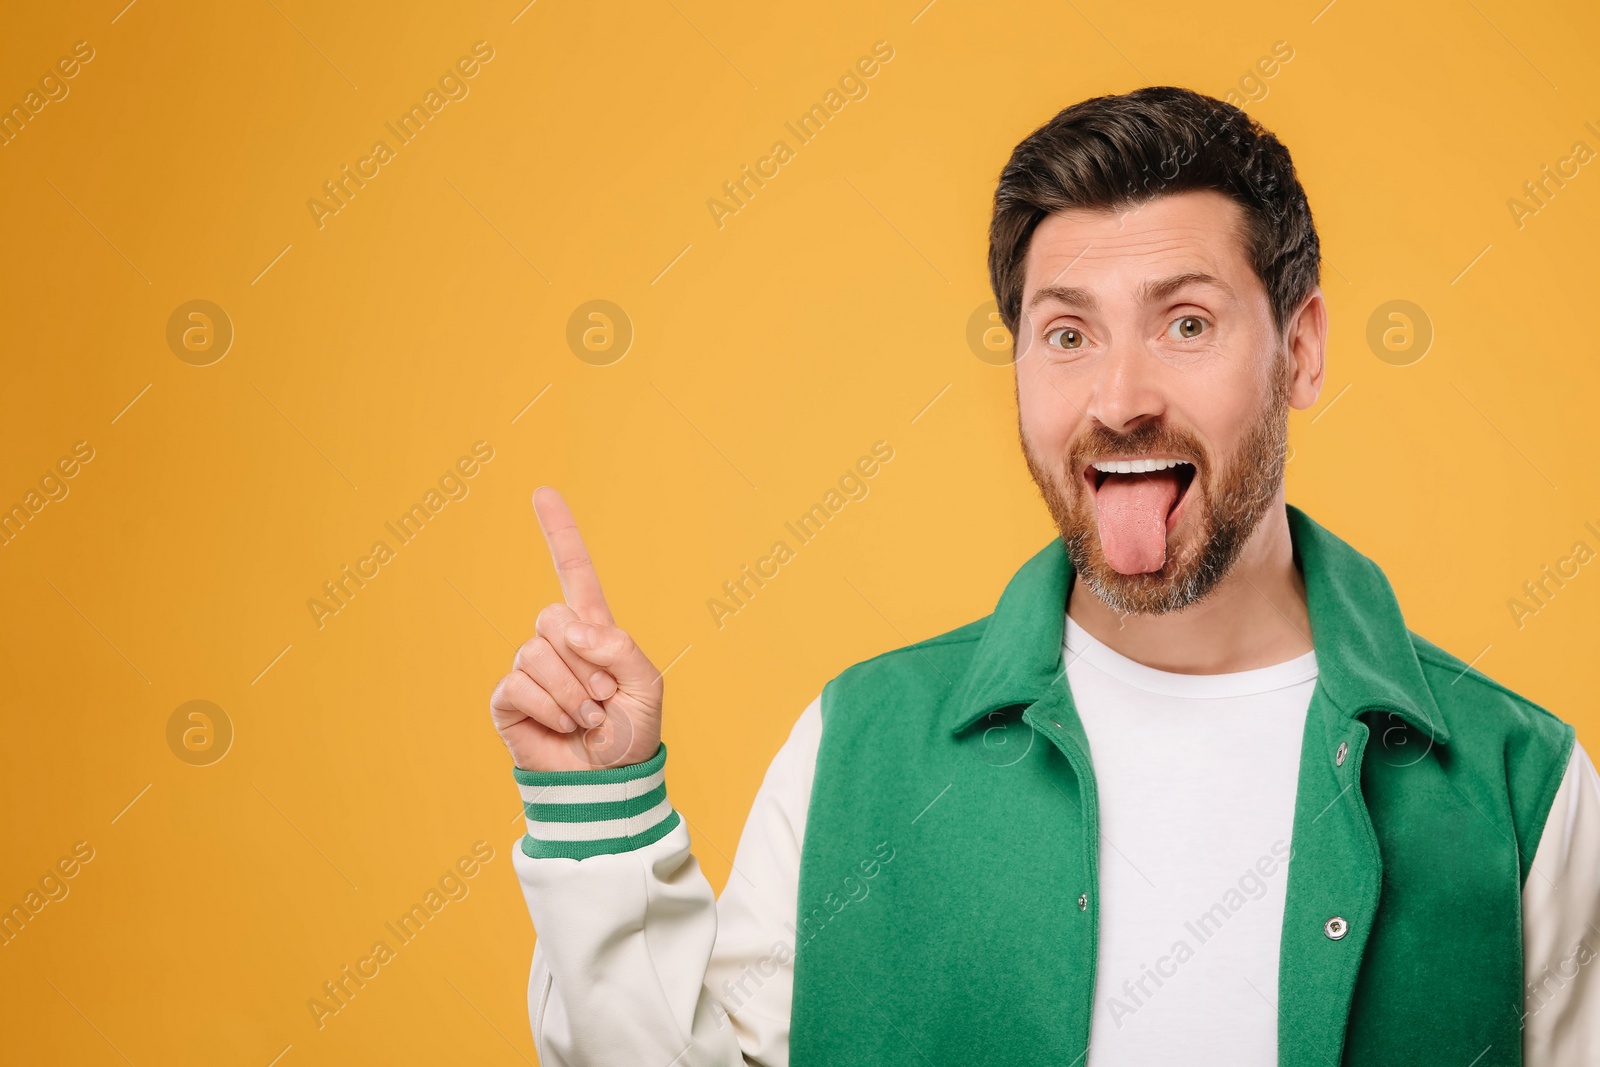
[1085,341,1165,435]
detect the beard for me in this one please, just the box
[1022,358,1291,616]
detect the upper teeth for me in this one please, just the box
[1092,458,1192,474]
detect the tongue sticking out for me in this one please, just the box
[1094,471,1182,575]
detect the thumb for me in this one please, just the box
[564,622,659,691]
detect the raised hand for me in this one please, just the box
[489,487,664,771]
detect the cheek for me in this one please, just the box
[1016,372,1081,457]
[1181,373,1271,463]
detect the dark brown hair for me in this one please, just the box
[988,86,1320,339]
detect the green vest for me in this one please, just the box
[790,506,1573,1066]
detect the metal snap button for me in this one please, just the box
[1324,915,1349,940]
[1078,893,1088,911]
[1335,741,1348,767]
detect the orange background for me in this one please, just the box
[2,0,1598,1062]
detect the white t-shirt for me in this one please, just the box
[1065,616,1318,1066]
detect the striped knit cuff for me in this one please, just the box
[513,743,681,860]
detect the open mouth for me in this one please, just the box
[1083,457,1198,575]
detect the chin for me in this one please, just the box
[1065,521,1223,616]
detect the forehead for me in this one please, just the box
[1022,189,1255,300]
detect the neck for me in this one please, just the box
[1067,497,1313,674]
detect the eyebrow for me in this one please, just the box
[1026,271,1235,313]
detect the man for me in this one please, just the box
[488,87,1600,1065]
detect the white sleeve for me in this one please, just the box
[1522,739,1600,1067]
[515,697,822,1067]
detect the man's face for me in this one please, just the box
[1015,189,1313,615]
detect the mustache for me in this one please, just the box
[1065,422,1210,473]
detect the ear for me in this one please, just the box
[1284,287,1328,411]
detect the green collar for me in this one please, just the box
[946,504,1448,744]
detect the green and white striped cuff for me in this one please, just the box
[513,743,681,860]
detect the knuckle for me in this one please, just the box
[491,671,523,707]
[522,684,558,717]
[526,640,558,672]
[513,637,543,672]
[607,628,636,655]
[535,603,573,633]
[509,674,557,715]
[604,625,640,658]
[526,646,581,700]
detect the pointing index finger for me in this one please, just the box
[532,487,616,626]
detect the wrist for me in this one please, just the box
[512,742,679,860]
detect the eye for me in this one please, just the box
[1168,315,1208,340]
[1046,326,1085,350]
